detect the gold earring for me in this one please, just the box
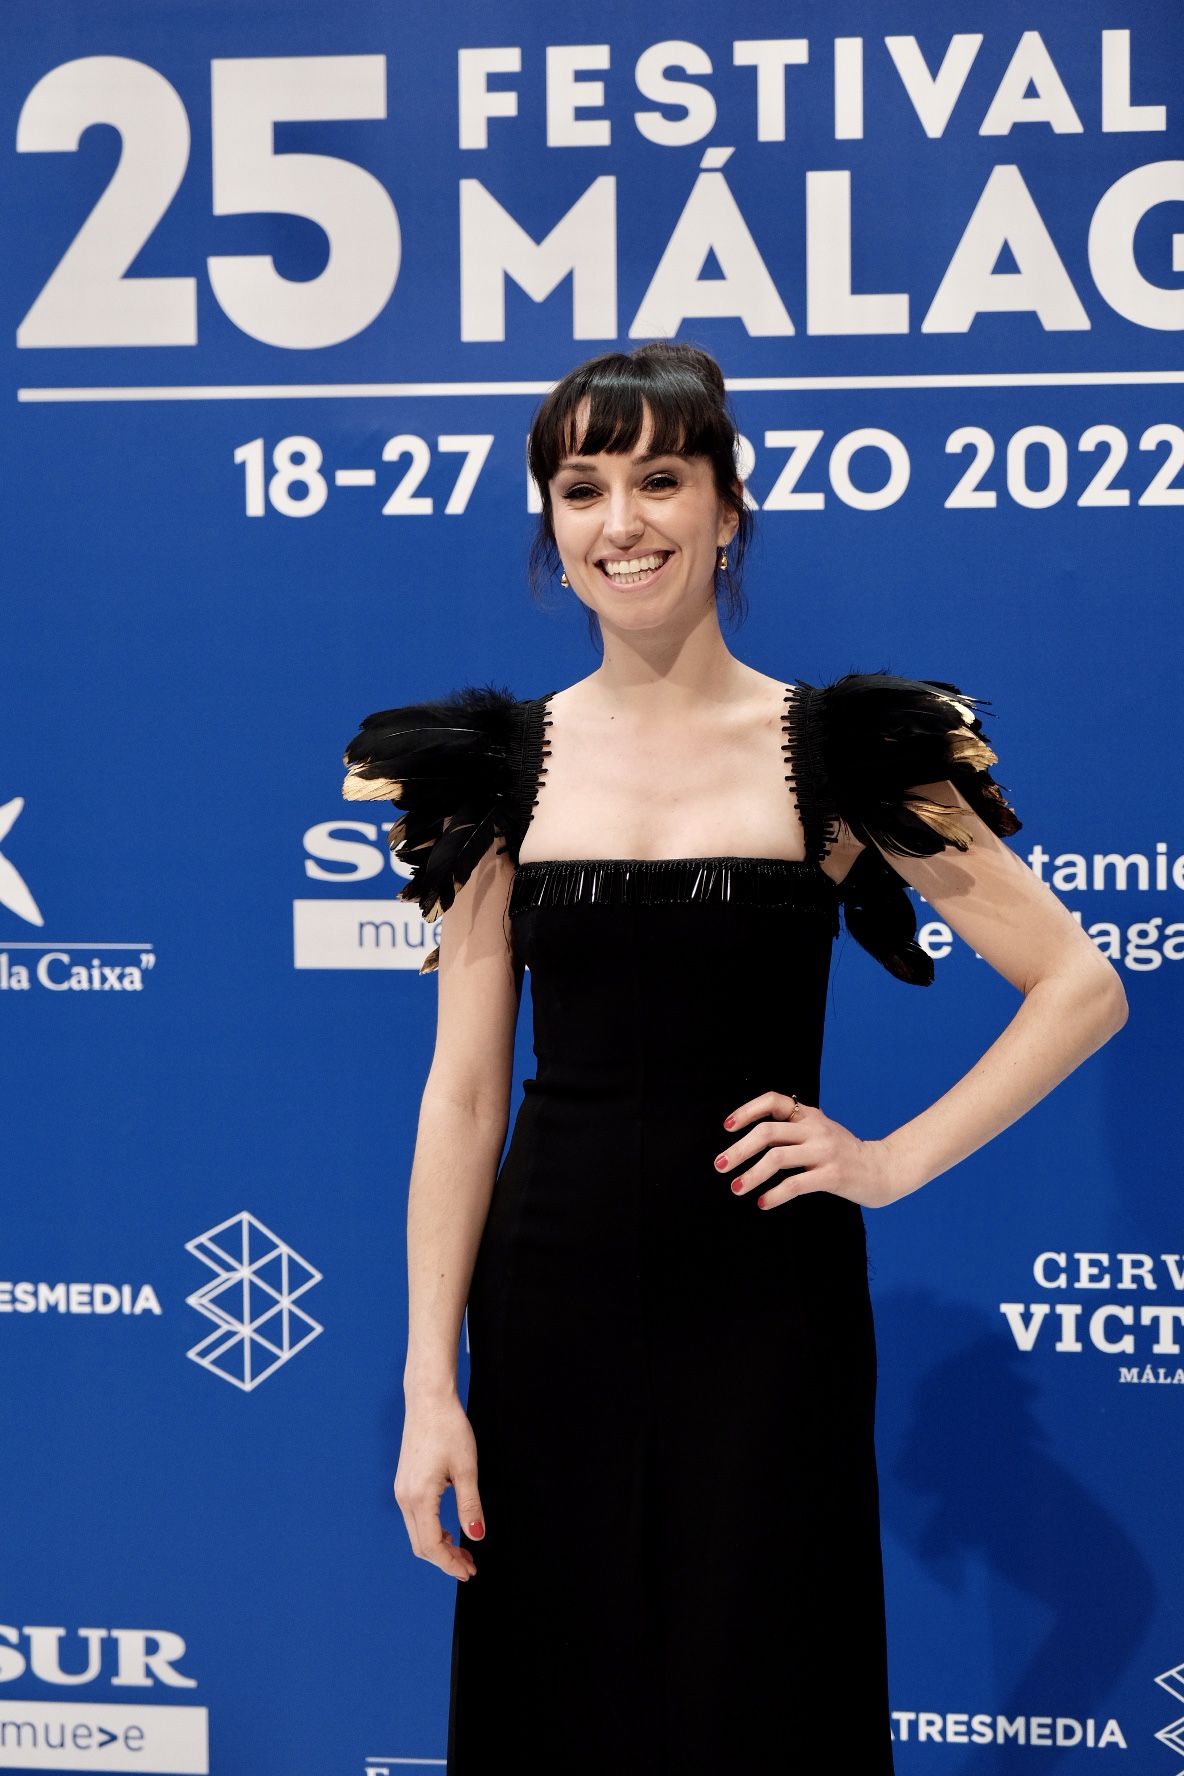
[717,547,728,571]
[560,570,569,586]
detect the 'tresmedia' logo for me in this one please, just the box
[185,1212,322,1392]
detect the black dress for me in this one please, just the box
[342,671,1022,1774]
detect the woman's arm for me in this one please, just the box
[717,779,1128,1210]
[403,837,522,1400]
[869,777,1129,1201]
[394,839,521,1583]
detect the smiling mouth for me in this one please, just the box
[596,551,674,587]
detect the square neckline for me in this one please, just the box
[513,681,838,889]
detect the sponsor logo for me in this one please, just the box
[0,1283,161,1316]
[186,1212,322,1391]
[362,1762,441,1774]
[1000,1251,1184,1383]
[0,1627,205,1775]
[890,1710,1125,1747]
[296,821,434,971]
[1155,1659,1184,1764]
[0,796,156,994]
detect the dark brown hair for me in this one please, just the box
[526,340,753,645]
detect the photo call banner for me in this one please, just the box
[2,0,1181,1770]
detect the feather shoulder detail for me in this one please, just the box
[341,682,525,974]
[795,669,1023,986]
[805,669,1022,860]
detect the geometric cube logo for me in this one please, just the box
[185,1211,323,1391]
[1154,1657,1184,1768]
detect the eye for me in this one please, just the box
[559,472,679,503]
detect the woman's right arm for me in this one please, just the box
[396,833,522,1582]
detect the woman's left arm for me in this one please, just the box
[862,776,1127,1203]
[718,778,1129,1210]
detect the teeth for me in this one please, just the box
[601,553,669,576]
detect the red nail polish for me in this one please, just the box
[724,1116,735,1128]
[469,1520,484,1537]
[730,1180,743,1194]
[714,1155,728,1170]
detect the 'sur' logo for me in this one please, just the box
[186,1211,322,1391]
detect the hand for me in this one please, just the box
[394,1390,487,1582]
[714,1089,903,1211]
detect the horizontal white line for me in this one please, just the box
[18,381,558,401]
[15,369,1184,402]
[729,370,1184,389]
[0,940,154,948]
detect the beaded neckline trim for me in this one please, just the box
[514,682,831,877]
[508,854,841,918]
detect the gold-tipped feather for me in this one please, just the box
[338,684,527,984]
[944,728,998,769]
[906,797,975,850]
[342,767,406,801]
[938,693,977,724]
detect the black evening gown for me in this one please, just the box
[341,672,1022,1775]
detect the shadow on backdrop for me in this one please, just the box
[877,1287,1156,1773]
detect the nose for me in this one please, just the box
[602,486,645,547]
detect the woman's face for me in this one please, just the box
[547,398,739,627]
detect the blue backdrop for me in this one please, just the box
[3,2,1182,1771]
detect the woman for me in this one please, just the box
[342,341,1128,1773]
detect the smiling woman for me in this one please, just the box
[526,338,752,644]
[342,339,1128,1776]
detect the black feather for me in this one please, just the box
[808,669,1022,859]
[801,669,1023,985]
[838,847,934,987]
[341,682,524,973]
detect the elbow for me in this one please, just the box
[1026,955,1129,1046]
[1101,967,1130,1037]
[1079,957,1129,1045]
[423,1077,511,1131]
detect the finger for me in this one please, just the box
[713,1118,809,1177]
[756,1168,831,1209]
[454,1472,486,1544]
[448,1466,483,1577]
[722,1090,781,1130]
[411,1488,476,1581]
[723,1090,807,1132]
[727,1145,812,1194]
[441,1529,478,1579]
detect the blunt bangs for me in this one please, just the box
[529,356,724,488]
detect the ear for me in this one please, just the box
[718,486,742,547]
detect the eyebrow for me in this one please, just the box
[556,449,684,472]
